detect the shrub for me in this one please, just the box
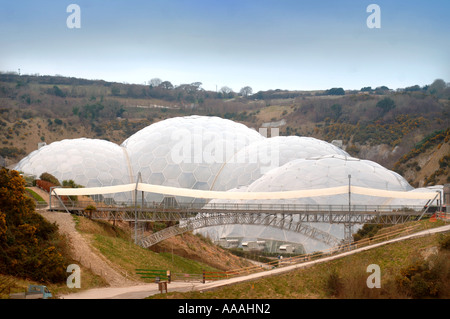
[396,252,450,298]
[326,268,343,297]
[0,168,68,283]
[84,205,96,213]
[352,223,384,242]
[438,234,450,251]
[376,97,396,114]
[39,172,61,186]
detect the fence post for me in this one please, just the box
[202,270,205,284]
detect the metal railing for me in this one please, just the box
[49,199,426,214]
[135,269,170,282]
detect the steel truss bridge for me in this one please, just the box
[49,199,437,248]
[47,175,442,249]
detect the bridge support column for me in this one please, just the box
[344,175,354,245]
[344,223,353,245]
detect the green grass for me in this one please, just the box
[25,187,46,203]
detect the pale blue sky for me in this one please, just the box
[0,0,448,92]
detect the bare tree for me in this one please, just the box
[239,86,253,97]
[191,82,202,90]
[428,79,446,95]
[149,78,162,87]
[220,86,233,94]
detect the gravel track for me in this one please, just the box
[38,210,136,287]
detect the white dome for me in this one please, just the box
[14,138,132,201]
[121,115,264,203]
[244,154,413,206]
[211,135,350,191]
[199,154,414,252]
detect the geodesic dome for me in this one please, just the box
[243,154,413,206]
[14,138,132,201]
[211,136,350,191]
[197,154,414,252]
[121,115,264,203]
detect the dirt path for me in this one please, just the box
[38,210,136,287]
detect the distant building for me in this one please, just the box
[217,237,306,254]
[242,240,266,252]
[331,140,343,149]
[217,238,240,249]
[278,244,294,254]
[261,119,286,128]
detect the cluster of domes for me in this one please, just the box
[15,115,430,251]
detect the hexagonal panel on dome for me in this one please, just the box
[150,157,168,172]
[163,164,182,180]
[178,172,196,188]
[148,173,165,185]
[193,165,211,183]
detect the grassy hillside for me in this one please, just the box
[151,222,450,299]
[73,215,220,279]
[394,128,450,187]
[73,215,251,278]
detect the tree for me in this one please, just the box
[190,82,202,90]
[220,86,233,94]
[111,86,120,96]
[325,88,345,95]
[51,85,66,98]
[159,81,174,90]
[330,104,342,120]
[149,78,162,88]
[39,172,61,186]
[376,97,396,114]
[0,168,67,283]
[78,103,104,121]
[239,86,253,97]
[220,86,235,99]
[404,85,421,92]
[374,86,389,94]
[428,79,446,95]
